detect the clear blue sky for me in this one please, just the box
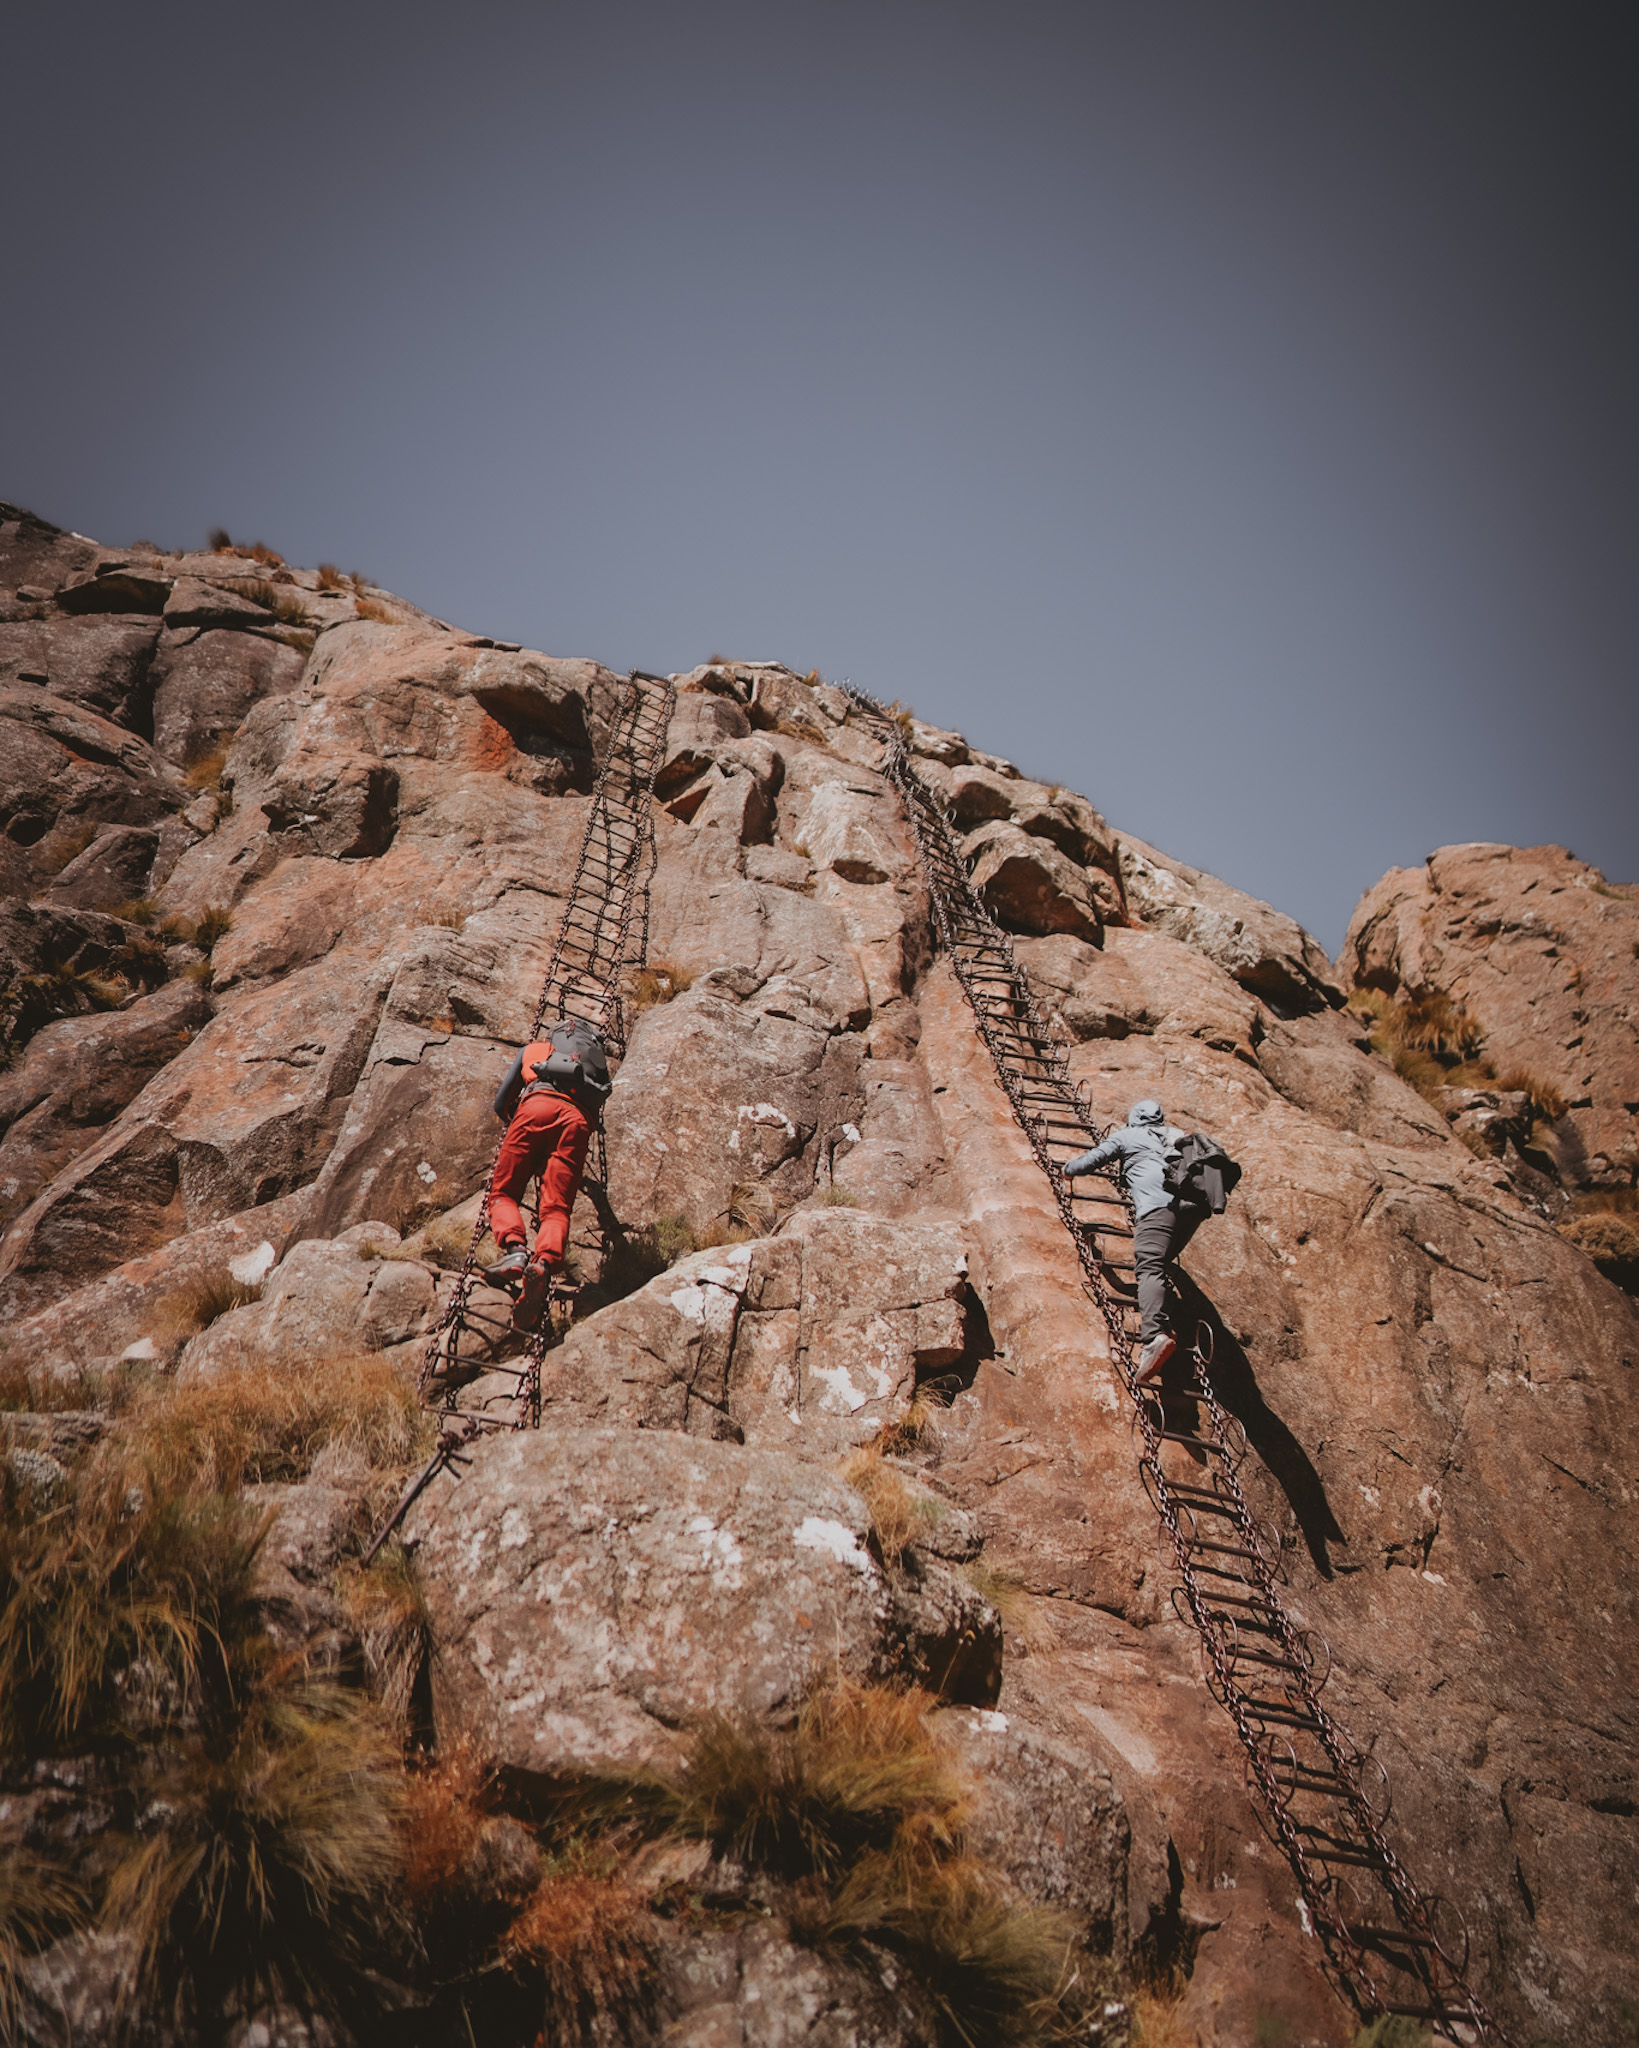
[6,2,1635,950]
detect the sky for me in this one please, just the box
[5,1,1635,951]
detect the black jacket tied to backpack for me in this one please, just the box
[1163,1133,1242,1215]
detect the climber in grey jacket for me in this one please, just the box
[1061,1099,1207,1386]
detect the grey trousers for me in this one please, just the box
[1132,1203,1204,1344]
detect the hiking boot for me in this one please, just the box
[1135,1332,1176,1386]
[484,1245,529,1290]
[512,1260,554,1331]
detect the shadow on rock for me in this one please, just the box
[1166,1271,1347,1576]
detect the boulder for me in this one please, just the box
[244,1479,362,1650]
[148,624,305,768]
[0,687,182,891]
[177,1224,432,1378]
[161,575,278,631]
[405,1427,897,1777]
[2,1190,308,1400]
[0,949,392,1322]
[262,755,399,859]
[55,561,172,614]
[963,819,1103,940]
[39,823,159,911]
[1116,830,1341,1012]
[1341,843,1639,1186]
[547,1210,973,1451]
[935,1706,1130,1946]
[0,503,99,596]
[0,614,160,728]
[0,974,211,1230]
[603,976,866,1228]
[654,1918,937,2048]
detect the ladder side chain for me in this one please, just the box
[842,686,1508,2046]
[417,673,677,1436]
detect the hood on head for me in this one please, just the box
[1128,1099,1165,1127]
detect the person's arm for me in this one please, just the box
[493,1048,526,1124]
[1062,1132,1126,1178]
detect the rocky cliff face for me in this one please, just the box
[2,503,1635,2048]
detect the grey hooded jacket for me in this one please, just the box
[1062,1100,1189,1218]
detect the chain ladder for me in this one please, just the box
[843,686,1509,2045]
[417,671,676,1435]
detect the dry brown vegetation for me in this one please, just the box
[1346,985,1568,1144]
[354,595,396,623]
[655,1682,1112,2045]
[0,953,130,1064]
[0,1397,411,2036]
[839,1444,924,1565]
[118,1351,430,1494]
[1557,1210,1639,1292]
[183,739,231,794]
[625,959,694,1014]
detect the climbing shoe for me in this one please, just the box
[511,1260,554,1331]
[1135,1332,1176,1386]
[484,1246,529,1289]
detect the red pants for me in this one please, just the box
[488,1091,592,1266]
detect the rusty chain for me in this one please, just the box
[844,685,1509,2045]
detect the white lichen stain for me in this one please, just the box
[792,1515,875,1575]
[499,1506,530,1552]
[684,1512,746,1590]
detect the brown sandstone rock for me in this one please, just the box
[1116,829,1341,1012]
[0,975,210,1229]
[405,1427,898,1777]
[1342,842,1639,1185]
[148,623,305,768]
[546,1211,973,1452]
[963,819,1107,939]
[0,615,160,728]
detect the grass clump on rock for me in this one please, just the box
[657,1681,1103,2046]
[0,1435,409,2039]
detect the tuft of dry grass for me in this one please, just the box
[1,955,130,1061]
[1346,986,1576,1145]
[183,741,230,794]
[192,903,233,953]
[821,1182,859,1207]
[0,1850,84,2039]
[625,960,695,1015]
[339,1542,433,1724]
[693,1180,778,1250]
[504,1865,657,2048]
[839,1445,920,1566]
[316,563,346,590]
[877,1397,934,1457]
[1129,1985,1199,2046]
[401,1738,493,1910]
[354,595,395,624]
[660,1682,965,1881]
[1495,1068,1568,1123]
[656,1682,1099,2045]
[101,1680,405,2031]
[121,1352,431,1495]
[151,1270,261,1348]
[1558,1210,1639,1292]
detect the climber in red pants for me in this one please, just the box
[483,1019,612,1330]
